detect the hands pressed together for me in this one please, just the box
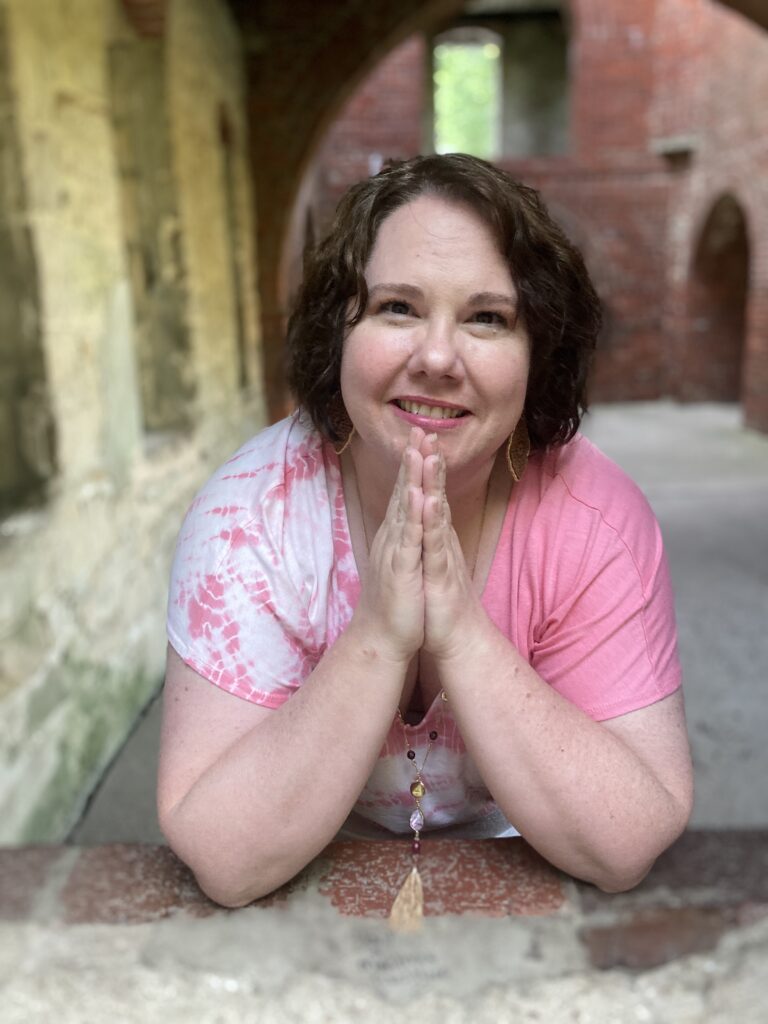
[354,427,487,664]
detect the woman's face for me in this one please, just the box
[340,194,530,477]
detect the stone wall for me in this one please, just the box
[0,0,264,843]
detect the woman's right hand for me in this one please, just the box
[350,428,426,664]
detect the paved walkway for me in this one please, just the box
[582,402,768,829]
[71,401,768,844]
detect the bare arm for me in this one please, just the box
[435,625,692,891]
[420,445,693,892]
[158,635,406,907]
[158,437,427,907]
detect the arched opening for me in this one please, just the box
[685,194,750,403]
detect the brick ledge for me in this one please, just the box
[2,829,767,971]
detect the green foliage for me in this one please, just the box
[434,42,500,159]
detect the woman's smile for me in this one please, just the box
[391,396,470,428]
[340,194,530,476]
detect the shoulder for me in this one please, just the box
[166,414,338,703]
[520,435,665,587]
[187,413,329,524]
[172,413,334,574]
[193,413,325,513]
[532,435,657,535]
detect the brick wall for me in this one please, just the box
[234,0,465,418]
[655,0,768,431]
[294,0,768,427]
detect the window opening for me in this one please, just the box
[433,28,502,159]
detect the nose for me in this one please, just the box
[407,318,463,380]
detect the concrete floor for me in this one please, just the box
[69,401,768,844]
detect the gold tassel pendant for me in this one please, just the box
[388,864,424,933]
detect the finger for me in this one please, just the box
[422,494,447,548]
[393,486,424,573]
[419,431,439,459]
[422,452,441,500]
[422,452,450,527]
[422,494,451,576]
[383,447,408,522]
[385,437,420,517]
[439,450,451,526]
[407,425,426,454]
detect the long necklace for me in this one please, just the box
[349,453,492,932]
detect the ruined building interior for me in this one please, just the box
[1,0,767,855]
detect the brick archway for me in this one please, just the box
[229,0,465,418]
[683,194,750,403]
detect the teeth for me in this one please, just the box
[398,400,464,419]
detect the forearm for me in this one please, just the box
[438,617,689,891]
[162,620,406,906]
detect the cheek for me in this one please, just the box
[339,334,380,414]
[341,327,397,394]
[339,336,366,399]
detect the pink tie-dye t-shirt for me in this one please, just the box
[167,412,681,839]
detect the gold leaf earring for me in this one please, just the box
[333,426,356,456]
[506,418,530,482]
[330,394,355,456]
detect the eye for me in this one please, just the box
[471,310,509,328]
[378,299,412,316]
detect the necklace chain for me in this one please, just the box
[349,453,493,855]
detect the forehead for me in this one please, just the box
[367,195,507,278]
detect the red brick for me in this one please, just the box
[60,844,219,924]
[254,0,768,429]
[317,839,566,918]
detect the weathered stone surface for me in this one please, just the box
[0,846,67,921]
[0,0,264,846]
[581,905,743,970]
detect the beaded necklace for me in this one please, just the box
[348,451,492,931]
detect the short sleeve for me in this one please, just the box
[518,439,682,721]
[166,420,329,707]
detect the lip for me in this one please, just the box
[389,397,471,430]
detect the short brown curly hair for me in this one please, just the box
[286,153,601,451]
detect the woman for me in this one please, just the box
[158,154,693,910]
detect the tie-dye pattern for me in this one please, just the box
[167,412,681,837]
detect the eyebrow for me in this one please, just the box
[467,291,518,309]
[368,283,518,307]
[368,283,423,300]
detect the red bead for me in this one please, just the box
[429,730,438,741]
[412,839,421,854]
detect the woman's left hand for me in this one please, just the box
[420,439,487,660]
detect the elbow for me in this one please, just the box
[159,804,279,909]
[584,848,656,894]
[590,799,693,895]
[592,863,652,894]
[192,869,272,910]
